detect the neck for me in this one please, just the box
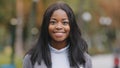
[50,40,67,50]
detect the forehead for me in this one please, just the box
[51,9,68,17]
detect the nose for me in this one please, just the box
[55,22,63,29]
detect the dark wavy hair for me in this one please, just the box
[28,1,88,68]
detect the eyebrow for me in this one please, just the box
[50,18,69,20]
[50,18,56,20]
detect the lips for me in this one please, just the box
[54,32,65,37]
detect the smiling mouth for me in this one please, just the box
[54,32,65,37]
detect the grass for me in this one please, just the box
[0,46,22,68]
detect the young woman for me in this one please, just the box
[23,2,92,68]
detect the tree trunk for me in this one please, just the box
[15,0,24,57]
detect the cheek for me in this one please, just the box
[48,25,54,35]
[48,25,52,31]
[65,26,70,37]
[67,26,70,33]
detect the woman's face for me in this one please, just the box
[48,9,70,43]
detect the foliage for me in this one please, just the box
[0,48,22,68]
[0,0,13,24]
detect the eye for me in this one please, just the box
[50,20,57,25]
[62,21,69,25]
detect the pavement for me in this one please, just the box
[92,54,116,68]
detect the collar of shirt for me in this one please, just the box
[48,44,69,54]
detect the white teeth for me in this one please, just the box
[55,33,63,34]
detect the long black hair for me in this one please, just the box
[28,1,88,68]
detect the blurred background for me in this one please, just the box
[0,0,120,68]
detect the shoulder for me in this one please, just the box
[24,54,31,60]
[23,54,33,68]
[84,53,91,61]
[23,54,32,64]
[23,54,47,68]
[84,53,92,68]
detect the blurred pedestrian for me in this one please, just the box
[114,56,119,68]
[23,1,92,68]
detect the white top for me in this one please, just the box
[49,44,70,68]
[23,45,92,68]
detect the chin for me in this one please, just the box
[54,39,66,42]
